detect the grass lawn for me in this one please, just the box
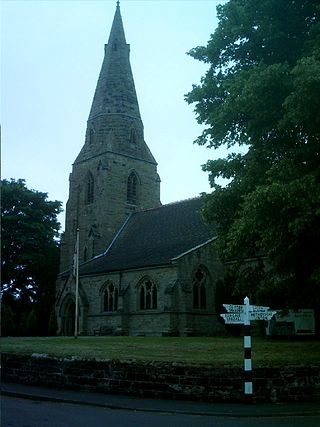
[2,336,320,366]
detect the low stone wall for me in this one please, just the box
[2,353,320,403]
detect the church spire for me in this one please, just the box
[59,0,160,274]
[75,1,156,168]
[88,2,141,121]
[107,0,126,48]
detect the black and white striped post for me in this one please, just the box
[221,297,277,404]
[243,296,253,403]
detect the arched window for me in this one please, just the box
[193,267,207,309]
[83,247,88,263]
[103,283,118,312]
[127,171,138,205]
[85,172,94,205]
[139,279,157,310]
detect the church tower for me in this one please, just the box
[60,2,161,272]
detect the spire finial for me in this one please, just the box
[117,0,120,8]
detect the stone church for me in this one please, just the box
[56,2,224,336]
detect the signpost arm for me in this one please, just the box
[243,296,253,403]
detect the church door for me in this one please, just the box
[61,300,75,336]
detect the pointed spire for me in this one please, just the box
[108,0,126,47]
[88,2,141,121]
[75,2,157,166]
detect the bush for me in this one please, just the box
[1,305,16,336]
[26,309,37,336]
[48,306,58,336]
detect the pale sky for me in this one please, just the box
[1,0,227,230]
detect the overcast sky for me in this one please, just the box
[1,0,226,230]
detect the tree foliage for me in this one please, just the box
[48,305,58,336]
[1,179,62,335]
[186,0,320,312]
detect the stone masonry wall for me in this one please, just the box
[83,266,178,336]
[176,244,225,336]
[2,354,320,403]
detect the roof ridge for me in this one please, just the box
[133,197,202,215]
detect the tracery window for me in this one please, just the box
[127,171,138,205]
[85,172,94,205]
[104,283,118,312]
[193,267,207,309]
[139,279,157,310]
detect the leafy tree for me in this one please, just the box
[18,312,28,337]
[48,305,58,336]
[1,304,16,336]
[1,179,62,335]
[26,309,37,336]
[186,0,320,322]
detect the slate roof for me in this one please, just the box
[79,197,216,276]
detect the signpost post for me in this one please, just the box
[221,297,277,403]
[243,296,252,403]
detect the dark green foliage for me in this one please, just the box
[1,304,16,336]
[26,309,37,336]
[48,306,58,336]
[18,312,28,337]
[186,1,320,323]
[1,179,62,335]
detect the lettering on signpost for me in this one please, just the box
[250,306,269,313]
[220,313,244,324]
[223,304,244,313]
[250,311,277,321]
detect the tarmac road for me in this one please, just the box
[2,382,320,427]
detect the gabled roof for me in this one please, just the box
[79,197,216,276]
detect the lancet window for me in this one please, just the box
[85,172,94,205]
[104,283,118,312]
[139,279,157,310]
[127,171,138,205]
[83,246,88,263]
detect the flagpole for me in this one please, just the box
[74,228,80,339]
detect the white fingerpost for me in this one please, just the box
[221,298,277,403]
